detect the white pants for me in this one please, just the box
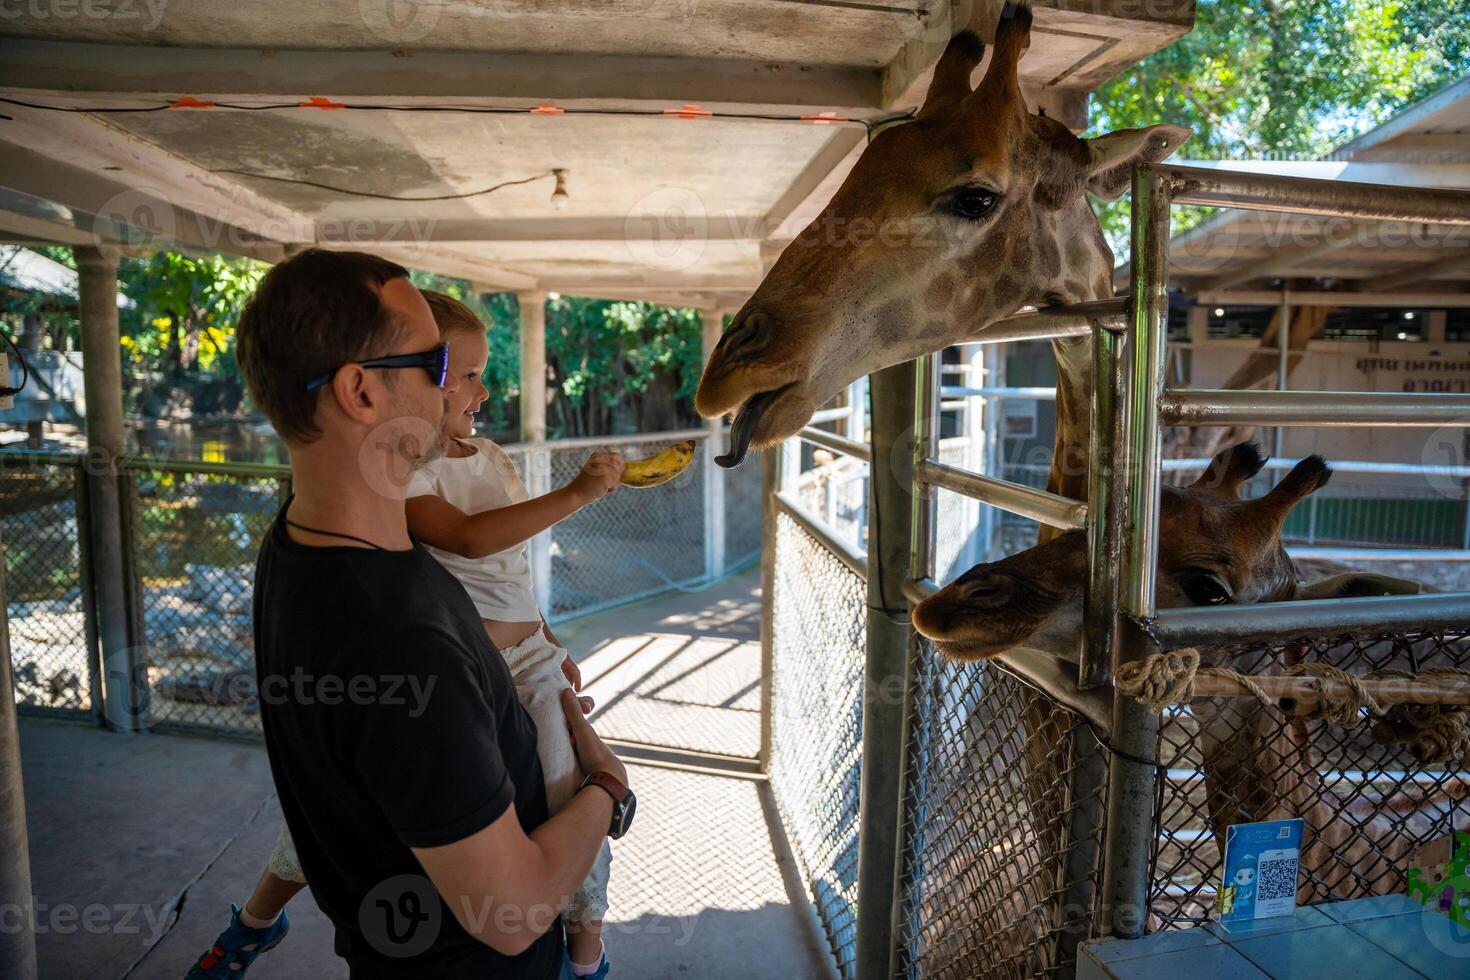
[266,628,612,922]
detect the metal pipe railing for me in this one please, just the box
[1161,389,1470,427]
[965,297,1127,345]
[1157,162,1470,225]
[797,425,871,463]
[1150,591,1470,648]
[916,459,1086,530]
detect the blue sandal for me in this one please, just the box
[185,904,289,978]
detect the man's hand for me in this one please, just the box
[561,655,582,692]
[560,688,627,787]
[567,452,624,505]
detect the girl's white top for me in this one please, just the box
[407,436,543,622]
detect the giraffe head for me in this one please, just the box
[698,3,1192,465]
[911,443,1421,661]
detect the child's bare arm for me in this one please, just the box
[407,452,625,560]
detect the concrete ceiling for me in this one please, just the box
[0,0,1194,307]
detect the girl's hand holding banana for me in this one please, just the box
[568,451,626,503]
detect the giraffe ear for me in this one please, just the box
[1083,125,1193,200]
[1296,572,1422,601]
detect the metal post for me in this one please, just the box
[701,309,727,580]
[1101,165,1174,940]
[518,291,552,609]
[1080,320,1127,689]
[758,445,779,773]
[0,522,39,980]
[76,246,143,732]
[1274,288,1290,459]
[911,354,939,582]
[856,360,918,980]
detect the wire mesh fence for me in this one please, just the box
[899,640,1109,979]
[543,434,708,618]
[6,434,763,726]
[769,510,866,979]
[1149,625,1470,931]
[0,455,94,716]
[126,462,287,737]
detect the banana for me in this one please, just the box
[619,440,698,488]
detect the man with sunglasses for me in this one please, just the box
[232,249,629,979]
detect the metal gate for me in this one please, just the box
[762,163,1470,979]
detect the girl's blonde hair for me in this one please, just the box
[421,289,486,338]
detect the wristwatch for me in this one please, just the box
[580,770,636,840]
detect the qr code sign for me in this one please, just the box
[1258,857,1299,906]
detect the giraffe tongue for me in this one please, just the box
[716,389,780,468]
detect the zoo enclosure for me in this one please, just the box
[763,164,1470,979]
[1,427,761,737]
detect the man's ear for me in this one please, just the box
[1083,124,1193,201]
[1296,572,1422,601]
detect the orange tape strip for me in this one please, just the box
[530,103,565,115]
[299,97,346,110]
[801,111,848,125]
[663,104,713,119]
[169,97,216,109]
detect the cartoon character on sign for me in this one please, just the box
[1231,863,1257,907]
[1409,830,1470,929]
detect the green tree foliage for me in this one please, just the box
[1089,0,1470,257]
[116,251,265,415]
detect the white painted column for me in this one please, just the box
[1187,304,1209,347]
[960,342,985,570]
[1428,310,1448,344]
[701,308,727,580]
[78,246,143,731]
[518,291,552,610]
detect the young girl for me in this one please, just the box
[188,291,622,979]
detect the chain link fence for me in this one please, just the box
[1149,625,1470,930]
[126,462,287,736]
[899,640,1109,979]
[769,510,866,979]
[0,455,95,717]
[6,434,762,726]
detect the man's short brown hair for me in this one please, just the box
[237,249,410,444]
[421,290,486,338]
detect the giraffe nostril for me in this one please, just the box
[716,310,776,363]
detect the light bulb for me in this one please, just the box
[1403,311,1415,320]
[1213,307,1225,317]
[551,169,570,210]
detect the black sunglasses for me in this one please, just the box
[304,344,449,393]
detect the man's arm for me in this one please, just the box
[413,689,627,955]
[405,452,625,560]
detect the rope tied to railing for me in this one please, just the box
[1115,650,1470,763]
[1114,648,1273,712]
[1369,666,1470,764]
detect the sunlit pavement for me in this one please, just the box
[18,567,837,979]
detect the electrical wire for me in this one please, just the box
[212,167,555,203]
[0,95,914,139]
[0,329,31,397]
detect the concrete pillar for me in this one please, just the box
[701,309,727,580]
[1428,309,1448,345]
[518,291,552,610]
[1187,304,1209,346]
[76,246,142,731]
[0,526,37,977]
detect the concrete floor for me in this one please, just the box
[16,569,838,979]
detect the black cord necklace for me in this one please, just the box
[283,517,387,551]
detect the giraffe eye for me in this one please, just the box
[1179,571,1231,606]
[950,188,999,220]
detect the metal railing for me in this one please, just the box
[3,430,761,731]
[760,162,1470,979]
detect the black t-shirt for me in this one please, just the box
[254,508,564,978]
